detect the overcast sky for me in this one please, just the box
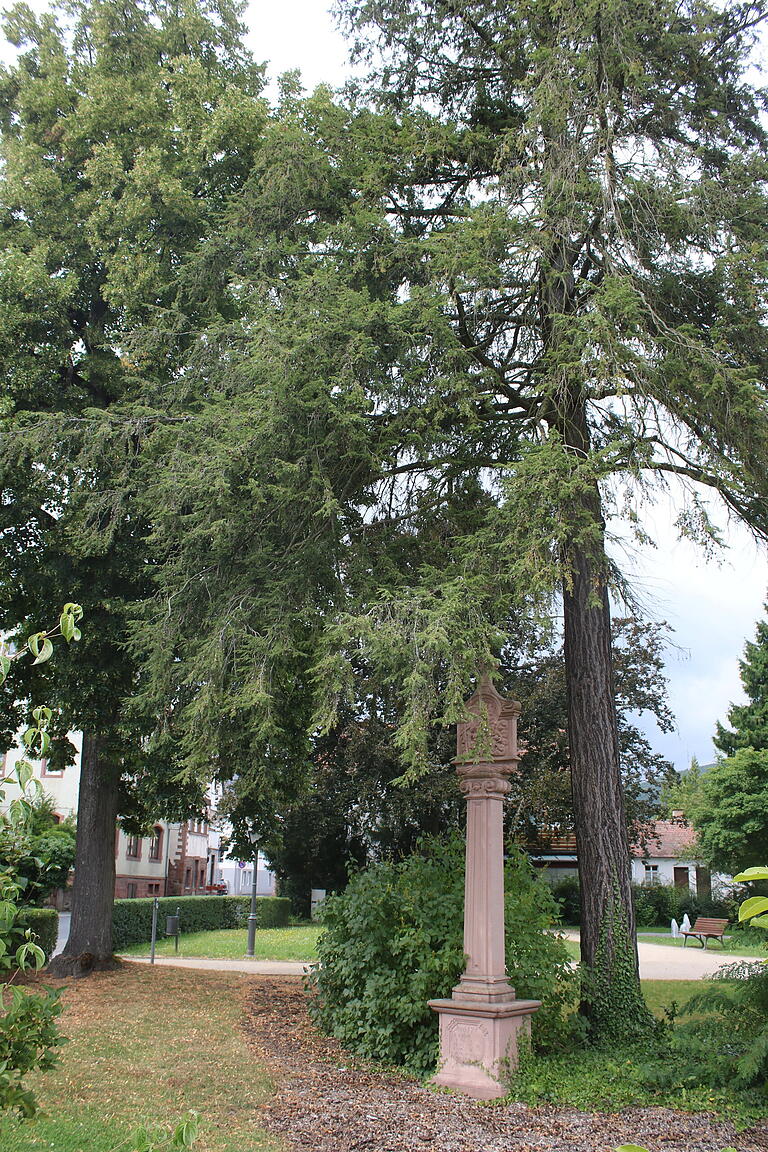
[245,1,768,772]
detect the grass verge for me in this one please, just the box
[639,933,767,957]
[0,964,280,1152]
[121,925,322,962]
[509,978,768,1126]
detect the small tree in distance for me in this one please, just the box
[715,598,768,757]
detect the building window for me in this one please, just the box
[148,882,160,895]
[126,834,141,860]
[40,758,63,778]
[643,864,659,885]
[127,883,137,899]
[149,827,163,861]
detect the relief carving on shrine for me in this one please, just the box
[455,674,521,766]
[446,1019,489,1064]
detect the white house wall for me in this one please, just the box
[1,737,81,820]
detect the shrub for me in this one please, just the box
[548,874,734,930]
[642,961,768,1097]
[551,875,580,925]
[307,838,576,1075]
[226,895,290,929]
[630,883,732,929]
[112,895,291,949]
[17,908,58,962]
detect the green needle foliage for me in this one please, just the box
[0,0,265,967]
[715,599,768,756]
[129,0,768,1038]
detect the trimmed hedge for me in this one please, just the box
[17,907,58,962]
[112,895,291,949]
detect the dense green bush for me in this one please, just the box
[553,875,733,928]
[632,882,732,928]
[642,961,768,1099]
[0,801,77,907]
[232,895,291,929]
[551,875,580,925]
[17,908,58,962]
[307,838,576,1075]
[112,895,290,948]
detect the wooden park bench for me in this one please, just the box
[681,917,728,949]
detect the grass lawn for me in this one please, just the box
[0,964,279,1152]
[513,977,768,1123]
[561,938,580,962]
[121,925,322,962]
[642,978,710,1018]
[638,933,767,957]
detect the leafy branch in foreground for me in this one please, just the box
[0,602,82,1114]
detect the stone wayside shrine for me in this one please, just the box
[429,675,540,1099]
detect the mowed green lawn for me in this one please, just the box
[638,933,766,957]
[0,947,722,1152]
[0,966,279,1152]
[121,924,322,962]
[120,928,713,1026]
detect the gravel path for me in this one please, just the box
[241,978,768,1152]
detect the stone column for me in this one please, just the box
[429,675,540,1099]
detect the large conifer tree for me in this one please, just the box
[109,0,768,1038]
[0,0,263,972]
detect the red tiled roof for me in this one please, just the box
[631,820,696,859]
[523,819,698,861]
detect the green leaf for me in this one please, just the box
[16,759,33,790]
[748,914,768,929]
[614,1146,650,1152]
[21,728,38,750]
[0,654,10,684]
[734,867,768,882]
[173,1113,200,1148]
[738,896,768,921]
[15,941,45,971]
[0,901,16,933]
[29,635,53,665]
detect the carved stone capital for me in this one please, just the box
[455,674,522,766]
[456,771,513,800]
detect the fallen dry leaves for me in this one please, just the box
[241,979,768,1152]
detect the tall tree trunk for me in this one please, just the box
[47,732,120,977]
[560,401,649,1040]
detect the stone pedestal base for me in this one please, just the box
[428,997,541,1100]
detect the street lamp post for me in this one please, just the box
[245,830,259,958]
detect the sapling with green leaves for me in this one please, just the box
[734,866,768,930]
[0,601,82,1114]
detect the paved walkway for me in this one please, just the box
[53,911,70,957]
[119,933,761,981]
[122,955,307,975]
[562,929,759,980]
